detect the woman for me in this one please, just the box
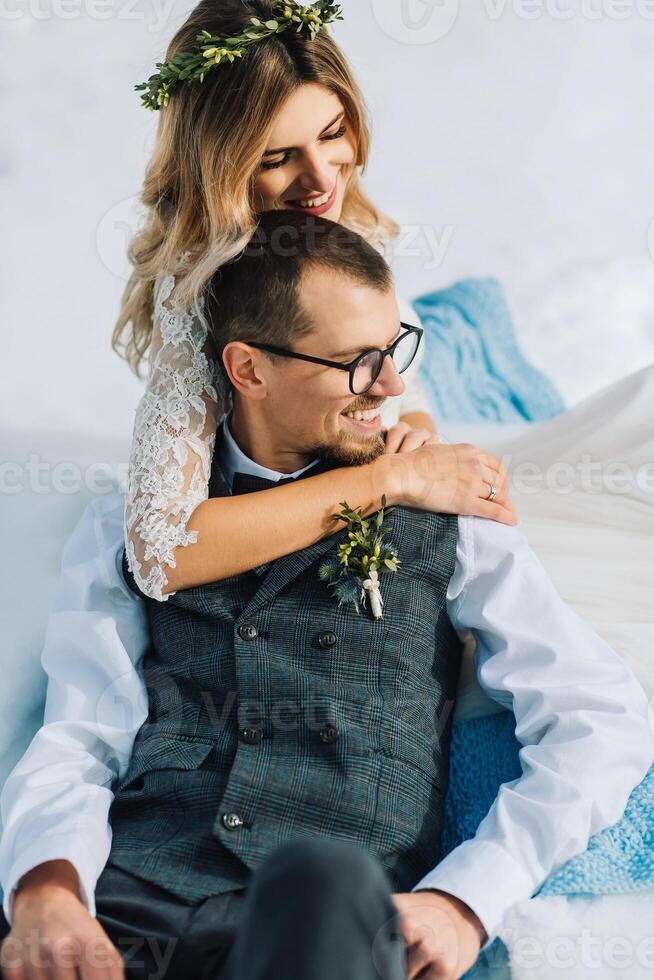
[113,0,515,602]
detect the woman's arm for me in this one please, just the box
[165,442,516,594]
[168,453,397,592]
[398,411,436,432]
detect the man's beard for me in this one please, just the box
[305,429,386,468]
[303,397,388,467]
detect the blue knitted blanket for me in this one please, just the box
[412,277,565,423]
[445,711,654,897]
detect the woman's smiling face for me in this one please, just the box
[251,83,357,222]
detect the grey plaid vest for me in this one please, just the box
[109,425,463,902]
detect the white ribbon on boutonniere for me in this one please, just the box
[318,495,400,620]
[362,568,384,620]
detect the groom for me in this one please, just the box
[107,210,486,978]
[2,210,653,980]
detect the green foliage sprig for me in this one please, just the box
[136,1,344,110]
[319,495,400,616]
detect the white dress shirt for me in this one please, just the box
[1,418,653,954]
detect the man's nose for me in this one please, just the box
[367,355,406,399]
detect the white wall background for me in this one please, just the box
[2,0,654,444]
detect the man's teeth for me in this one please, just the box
[292,188,332,208]
[343,409,379,422]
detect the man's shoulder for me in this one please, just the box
[456,513,535,576]
[390,502,461,537]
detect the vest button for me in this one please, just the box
[222,811,244,831]
[238,624,258,642]
[317,630,337,649]
[319,724,339,744]
[240,726,263,745]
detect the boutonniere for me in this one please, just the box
[318,495,400,620]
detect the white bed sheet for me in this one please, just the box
[443,365,654,725]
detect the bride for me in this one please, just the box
[112,0,516,604]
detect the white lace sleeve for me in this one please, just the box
[124,274,226,602]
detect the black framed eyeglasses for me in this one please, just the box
[244,322,423,395]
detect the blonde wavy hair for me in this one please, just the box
[112,0,400,378]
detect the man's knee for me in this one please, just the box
[253,836,391,901]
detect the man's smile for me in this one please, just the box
[339,398,385,434]
[340,410,383,432]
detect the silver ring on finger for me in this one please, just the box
[485,482,498,501]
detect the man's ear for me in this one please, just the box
[222,342,268,401]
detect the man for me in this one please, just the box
[1,211,653,980]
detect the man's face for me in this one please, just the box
[259,266,407,467]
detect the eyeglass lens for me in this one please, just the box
[352,331,420,394]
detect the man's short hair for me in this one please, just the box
[204,211,393,374]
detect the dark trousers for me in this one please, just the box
[0,838,408,980]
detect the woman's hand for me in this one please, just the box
[381,424,517,526]
[383,422,436,454]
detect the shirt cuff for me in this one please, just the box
[411,838,537,951]
[2,833,100,926]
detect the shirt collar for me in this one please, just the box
[219,412,322,491]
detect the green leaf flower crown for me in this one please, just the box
[136,0,344,110]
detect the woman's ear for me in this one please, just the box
[221,342,268,401]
